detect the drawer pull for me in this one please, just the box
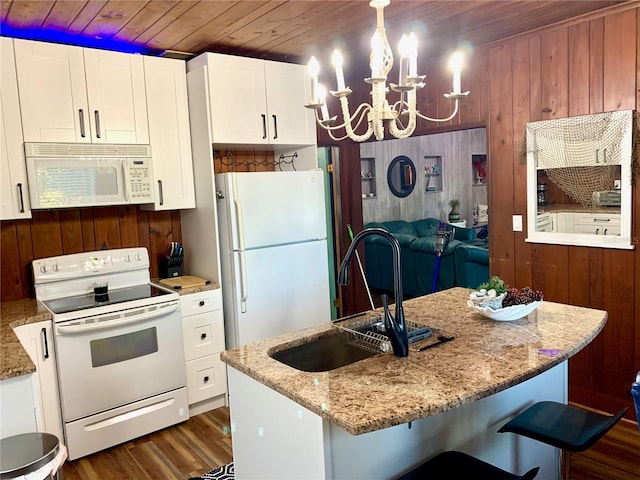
[200,333,207,340]
[199,300,205,307]
[203,376,210,383]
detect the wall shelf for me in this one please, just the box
[424,155,443,193]
[361,157,377,199]
[472,154,487,186]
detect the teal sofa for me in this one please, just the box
[362,218,488,297]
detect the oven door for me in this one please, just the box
[54,300,185,422]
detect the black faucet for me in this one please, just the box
[337,228,409,357]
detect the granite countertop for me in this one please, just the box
[1,299,52,380]
[538,204,620,214]
[221,287,607,436]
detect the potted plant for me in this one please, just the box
[448,199,461,222]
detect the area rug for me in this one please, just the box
[189,462,234,480]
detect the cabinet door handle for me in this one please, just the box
[94,110,101,138]
[203,375,210,383]
[604,228,608,235]
[272,114,278,140]
[79,109,86,137]
[17,183,25,213]
[595,228,600,235]
[41,327,49,359]
[199,300,205,307]
[158,180,164,206]
[261,114,267,139]
[200,333,207,340]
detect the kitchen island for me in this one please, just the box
[221,287,607,479]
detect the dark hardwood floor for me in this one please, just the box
[61,407,233,480]
[61,405,639,479]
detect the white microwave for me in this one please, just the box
[25,143,154,209]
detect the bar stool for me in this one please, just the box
[0,432,66,479]
[397,451,540,480]
[498,401,628,478]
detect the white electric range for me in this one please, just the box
[33,247,189,460]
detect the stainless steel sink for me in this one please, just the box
[268,316,433,372]
[268,329,380,372]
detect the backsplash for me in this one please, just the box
[1,206,182,301]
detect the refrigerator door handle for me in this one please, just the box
[239,250,248,313]
[231,173,246,251]
[232,173,249,313]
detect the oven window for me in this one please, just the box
[90,327,158,367]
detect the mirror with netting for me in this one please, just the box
[525,110,635,249]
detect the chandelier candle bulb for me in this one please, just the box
[308,56,320,103]
[371,31,384,78]
[450,51,463,94]
[332,50,346,91]
[398,34,409,86]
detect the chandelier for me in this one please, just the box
[305,0,469,142]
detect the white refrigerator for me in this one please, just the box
[216,170,331,349]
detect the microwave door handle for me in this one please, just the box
[55,302,179,335]
[158,180,164,206]
[94,110,101,138]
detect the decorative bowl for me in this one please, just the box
[470,300,543,322]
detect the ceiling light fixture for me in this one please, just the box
[305,0,469,142]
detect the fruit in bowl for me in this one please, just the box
[468,277,544,321]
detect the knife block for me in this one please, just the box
[161,255,184,278]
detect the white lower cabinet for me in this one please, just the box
[13,320,64,442]
[181,289,227,415]
[556,211,620,235]
[0,375,37,437]
[572,212,620,235]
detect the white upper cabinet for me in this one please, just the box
[188,52,315,146]
[1,37,31,220]
[264,60,315,145]
[14,39,148,144]
[140,56,195,211]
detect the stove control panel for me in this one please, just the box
[33,247,150,284]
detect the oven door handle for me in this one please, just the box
[55,302,180,335]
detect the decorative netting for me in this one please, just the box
[526,110,633,207]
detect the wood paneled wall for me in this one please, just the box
[1,208,182,301]
[484,6,640,418]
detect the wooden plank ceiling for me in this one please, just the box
[0,0,629,62]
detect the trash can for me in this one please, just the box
[0,432,66,479]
